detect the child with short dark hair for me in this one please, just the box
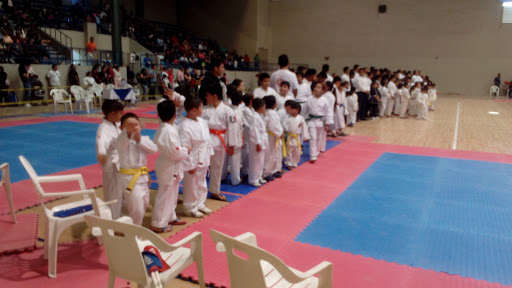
[96,100,124,219]
[223,91,244,185]
[284,102,309,169]
[254,73,279,99]
[304,82,333,162]
[180,97,215,217]
[248,98,268,186]
[150,100,191,232]
[116,113,158,226]
[399,82,410,118]
[417,86,430,120]
[263,95,284,181]
[277,81,294,110]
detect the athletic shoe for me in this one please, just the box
[310,156,317,163]
[249,182,261,187]
[199,207,213,215]
[264,175,275,182]
[259,179,267,184]
[273,172,283,178]
[182,211,204,218]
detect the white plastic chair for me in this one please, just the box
[84,215,206,288]
[210,229,333,288]
[0,163,16,223]
[50,89,73,114]
[19,155,116,278]
[490,85,499,98]
[70,85,94,113]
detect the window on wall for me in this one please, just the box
[503,2,512,23]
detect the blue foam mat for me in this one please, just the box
[0,121,155,183]
[35,110,101,117]
[296,152,512,285]
[148,140,341,202]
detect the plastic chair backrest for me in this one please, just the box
[50,89,68,102]
[92,84,103,97]
[18,156,47,206]
[210,230,270,288]
[70,86,83,100]
[84,215,154,285]
[106,84,115,89]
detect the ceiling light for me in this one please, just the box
[488,111,500,115]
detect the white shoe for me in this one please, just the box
[182,210,204,218]
[310,156,318,162]
[24,103,31,108]
[199,207,213,215]
[249,182,261,187]
[259,179,267,184]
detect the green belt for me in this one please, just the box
[306,114,324,121]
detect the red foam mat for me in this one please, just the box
[0,240,129,288]
[169,140,512,288]
[0,214,39,255]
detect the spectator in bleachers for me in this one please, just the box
[148,64,157,99]
[136,68,149,99]
[114,64,122,88]
[86,37,97,65]
[18,62,32,107]
[143,53,151,68]
[0,66,8,103]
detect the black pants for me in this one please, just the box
[357,92,369,120]
[368,102,379,117]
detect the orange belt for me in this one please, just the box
[209,129,227,152]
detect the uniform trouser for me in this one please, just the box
[309,126,325,159]
[151,173,181,228]
[264,135,281,177]
[208,148,225,195]
[357,92,369,120]
[393,97,401,115]
[385,98,395,116]
[222,146,242,185]
[347,105,357,124]
[379,96,388,117]
[248,142,265,184]
[241,129,250,177]
[23,80,32,102]
[400,99,409,117]
[123,182,150,226]
[183,167,208,213]
[102,164,122,219]
[285,145,300,167]
[408,100,418,116]
[417,103,429,120]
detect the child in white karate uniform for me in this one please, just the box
[253,73,279,99]
[385,77,398,117]
[202,82,237,202]
[263,95,284,181]
[378,78,390,117]
[248,98,269,187]
[304,82,333,162]
[333,77,348,136]
[162,88,186,125]
[429,83,437,111]
[116,113,158,226]
[399,83,411,118]
[346,89,358,127]
[223,91,244,185]
[150,100,191,233]
[322,81,337,138]
[295,72,312,117]
[409,82,421,117]
[416,86,430,120]
[277,81,294,110]
[284,102,309,169]
[96,100,124,219]
[241,93,254,179]
[180,97,215,218]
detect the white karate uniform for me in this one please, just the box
[96,119,122,219]
[151,123,189,228]
[409,88,420,116]
[248,112,268,185]
[270,69,299,97]
[341,74,351,90]
[346,94,358,125]
[400,88,411,118]
[284,114,309,167]
[393,87,402,115]
[201,102,237,196]
[296,83,311,117]
[429,89,437,110]
[253,86,279,99]
[83,76,96,91]
[303,95,333,160]
[116,130,158,226]
[222,104,244,185]
[264,109,284,177]
[276,94,294,111]
[385,81,398,116]
[323,91,337,131]
[179,117,214,213]
[378,86,390,117]
[241,106,254,177]
[334,88,346,130]
[416,92,429,120]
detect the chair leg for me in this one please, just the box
[69,102,74,114]
[48,223,59,278]
[43,220,50,260]
[4,180,16,223]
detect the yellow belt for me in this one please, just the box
[119,166,149,193]
[267,131,287,158]
[286,133,302,155]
